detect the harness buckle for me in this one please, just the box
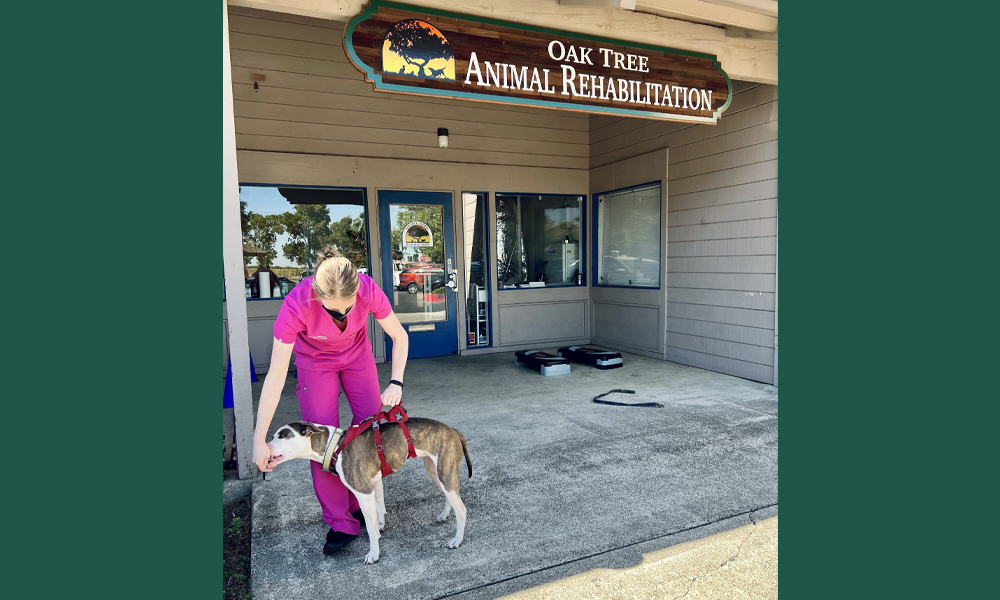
[375,444,383,451]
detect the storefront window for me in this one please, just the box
[462,193,491,347]
[495,194,583,288]
[596,183,661,288]
[239,185,369,299]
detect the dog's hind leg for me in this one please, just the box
[436,449,467,548]
[440,486,467,549]
[354,492,382,564]
[423,456,451,522]
[371,475,386,532]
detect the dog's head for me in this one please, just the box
[267,421,330,468]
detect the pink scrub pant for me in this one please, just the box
[295,351,383,535]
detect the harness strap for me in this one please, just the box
[372,421,394,478]
[321,427,345,473]
[593,389,664,408]
[329,404,416,477]
[384,405,417,459]
[397,420,417,459]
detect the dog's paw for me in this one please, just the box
[377,520,386,532]
[447,536,463,549]
[364,550,380,564]
[436,513,449,523]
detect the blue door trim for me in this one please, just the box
[378,191,458,359]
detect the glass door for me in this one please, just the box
[377,191,458,359]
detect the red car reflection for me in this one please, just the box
[398,265,445,293]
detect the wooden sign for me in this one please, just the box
[344,0,732,123]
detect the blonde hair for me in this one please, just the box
[312,245,359,299]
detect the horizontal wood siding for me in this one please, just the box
[590,81,777,384]
[228,7,590,170]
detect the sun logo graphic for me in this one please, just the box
[382,19,455,81]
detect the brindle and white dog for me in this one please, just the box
[266,417,472,564]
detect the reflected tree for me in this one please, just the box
[496,196,526,285]
[281,205,332,269]
[393,206,443,265]
[245,213,285,270]
[328,215,368,269]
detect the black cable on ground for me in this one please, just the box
[593,389,663,408]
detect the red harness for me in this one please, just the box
[328,404,417,478]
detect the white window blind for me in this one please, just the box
[597,184,661,287]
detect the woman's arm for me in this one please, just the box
[252,337,295,472]
[376,311,408,406]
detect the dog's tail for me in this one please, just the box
[459,431,472,479]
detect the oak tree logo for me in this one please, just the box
[402,221,433,247]
[382,19,455,81]
[405,226,429,244]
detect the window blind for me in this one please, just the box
[598,184,661,287]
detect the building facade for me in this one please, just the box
[223,0,778,477]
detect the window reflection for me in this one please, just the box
[463,193,491,346]
[496,194,583,288]
[238,186,368,299]
[388,204,448,324]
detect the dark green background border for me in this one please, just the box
[781,2,992,598]
[9,1,991,597]
[8,1,216,597]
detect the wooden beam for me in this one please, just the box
[559,0,636,8]
[633,0,777,32]
[227,0,777,84]
[699,0,777,18]
[224,1,258,480]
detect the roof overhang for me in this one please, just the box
[227,0,777,84]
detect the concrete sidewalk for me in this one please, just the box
[251,350,778,599]
[495,515,777,600]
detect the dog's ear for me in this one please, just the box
[298,422,324,437]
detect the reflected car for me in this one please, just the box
[398,266,445,293]
[601,255,659,286]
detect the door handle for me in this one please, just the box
[445,280,457,289]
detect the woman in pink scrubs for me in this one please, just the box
[252,245,409,555]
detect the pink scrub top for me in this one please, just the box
[273,274,392,372]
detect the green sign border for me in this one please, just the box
[344,0,733,123]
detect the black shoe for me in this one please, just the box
[323,528,358,555]
[352,509,365,530]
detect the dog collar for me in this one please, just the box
[322,427,345,473]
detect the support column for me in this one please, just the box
[223,0,257,479]
[772,208,778,386]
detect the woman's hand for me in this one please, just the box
[381,383,402,407]
[253,438,274,473]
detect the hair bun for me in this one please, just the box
[316,244,342,264]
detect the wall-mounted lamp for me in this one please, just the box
[437,128,449,149]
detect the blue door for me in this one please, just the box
[378,191,458,359]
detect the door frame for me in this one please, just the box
[377,190,459,359]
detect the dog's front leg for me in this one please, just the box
[355,492,381,564]
[371,475,386,532]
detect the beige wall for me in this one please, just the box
[227,6,592,364]
[590,81,778,384]
[228,7,589,169]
